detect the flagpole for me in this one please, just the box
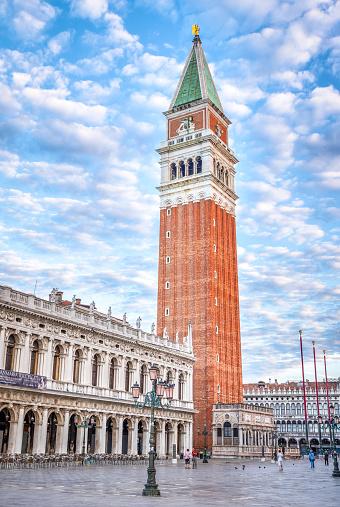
[312,341,322,456]
[299,330,309,454]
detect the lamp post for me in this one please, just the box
[132,364,174,497]
[319,405,340,478]
[197,421,212,464]
[270,427,285,461]
[74,410,94,462]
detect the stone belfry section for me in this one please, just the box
[156,31,243,449]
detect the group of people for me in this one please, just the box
[184,448,198,469]
[278,447,334,471]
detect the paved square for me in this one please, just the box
[0,457,338,506]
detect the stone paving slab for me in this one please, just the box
[0,457,339,506]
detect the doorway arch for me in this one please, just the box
[0,408,10,454]
[68,414,78,453]
[122,419,129,454]
[22,410,35,453]
[46,412,58,453]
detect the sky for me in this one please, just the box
[0,0,339,383]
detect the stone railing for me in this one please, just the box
[0,286,192,356]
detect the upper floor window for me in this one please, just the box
[166,231,170,238]
[30,340,39,375]
[170,163,176,180]
[73,349,80,384]
[215,298,218,306]
[166,256,170,264]
[167,209,171,216]
[92,354,99,387]
[216,326,218,334]
[196,156,202,174]
[178,373,184,400]
[125,361,132,392]
[109,358,116,390]
[166,282,170,289]
[213,219,215,226]
[5,335,15,371]
[140,364,147,394]
[179,160,185,178]
[165,308,169,316]
[213,244,216,252]
[214,271,217,278]
[188,158,194,176]
[52,345,61,380]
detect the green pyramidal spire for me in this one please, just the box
[170,34,223,112]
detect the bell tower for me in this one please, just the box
[156,29,243,449]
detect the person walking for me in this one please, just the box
[192,448,198,469]
[309,450,315,468]
[277,449,283,471]
[185,449,190,469]
[324,450,329,465]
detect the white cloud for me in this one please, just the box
[47,31,72,55]
[12,1,57,40]
[22,87,107,124]
[69,0,108,20]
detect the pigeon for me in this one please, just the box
[264,467,266,469]
[242,465,245,470]
[235,467,238,469]
[259,466,261,468]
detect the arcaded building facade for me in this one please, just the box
[156,31,242,448]
[0,285,195,456]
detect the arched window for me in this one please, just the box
[291,403,296,416]
[292,421,297,432]
[224,422,231,437]
[196,156,202,173]
[313,403,317,416]
[171,163,176,180]
[335,403,339,415]
[286,403,291,416]
[125,362,131,392]
[282,421,286,432]
[166,371,172,383]
[140,364,147,394]
[179,160,185,178]
[52,345,61,380]
[298,420,302,432]
[297,403,301,415]
[225,171,229,186]
[30,340,39,375]
[276,421,281,432]
[73,349,80,383]
[92,354,99,387]
[5,335,15,371]
[109,358,116,390]
[275,404,280,416]
[188,158,194,176]
[178,373,184,400]
[281,403,285,416]
[287,421,291,432]
[307,403,312,415]
[218,165,222,180]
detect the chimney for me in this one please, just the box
[269,378,271,384]
[76,298,81,305]
[55,291,63,305]
[275,379,278,385]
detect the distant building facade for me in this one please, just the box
[212,403,274,458]
[244,379,340,455]
[0,285,195,456]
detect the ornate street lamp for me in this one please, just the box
[197,421,212,464]
[132,364,174,497]
[74,410,95,462]
[318,406,340,478]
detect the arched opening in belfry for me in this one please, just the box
[188,158,194,176]
[179,160,185,178]
[196,156,202,173]
[171,163,177,180]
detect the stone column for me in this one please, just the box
[130,418,138,455]
[117,416,124,454]
[0,326,6,369]
[76,423,83,454]
[45,339,53,378]
[20,332,31,373]
[100,414,107,453]
[144,419,150,455]
[61,410,70,453]
[66,343,73,382]
[102,353,109,391]
[160,421,166,457]
[14,344,23,372]
[35,408,48,453]
[37,351,45,377]
[14,407,25,454]
[239,428,243,446]
[85,348,92,386]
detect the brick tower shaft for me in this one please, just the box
[156,32,243,449]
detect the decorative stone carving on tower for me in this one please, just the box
[156,29,243,450]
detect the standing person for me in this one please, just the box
[324,450,329,465]
[309,450,315,468]
[277,449,283,471]
[192,448,198,469]
[185,449,190,469]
